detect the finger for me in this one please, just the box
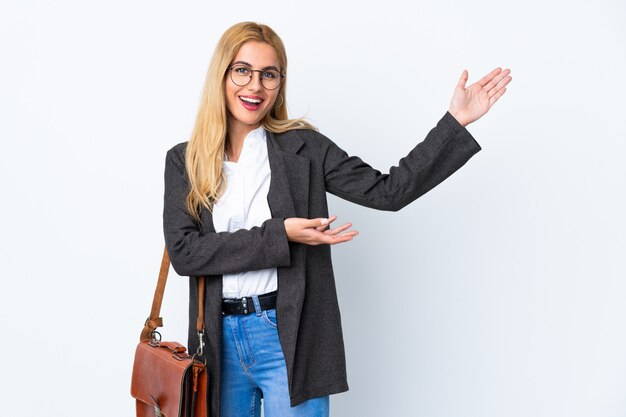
[306,217,330,228]
[325,215,338,227]
[315,215,337,231]
[329,229,359,240]
[456,69,468,90]
[324,223,353,235]
[326,230,359,245]
[489,87,507,107]
[487,75,512,99]
[309,228,359,244]
[483,69,511,94]
[477,67,502,87]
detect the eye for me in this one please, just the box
[233,66,251,75]
[262,70,279,79]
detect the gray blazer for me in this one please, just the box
[163,111,481,417]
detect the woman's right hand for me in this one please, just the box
[284,215,358,245]
[448,67,512,127]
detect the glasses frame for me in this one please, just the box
[227,65,285,91]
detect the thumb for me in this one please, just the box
[309,217,329,228]
[456,69,468,90]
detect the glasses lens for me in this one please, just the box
[230,66,251,86]
[260,70,281,90]
[229,66,282,90]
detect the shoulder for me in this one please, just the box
[273,128,335,155]
[165,141,188,172]
[163,141,189,181]
[279,127,327,142]
[167,141,188,159]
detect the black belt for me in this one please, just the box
[222,291,277,315]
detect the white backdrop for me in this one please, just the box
[1,1,625,416]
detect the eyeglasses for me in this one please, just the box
[228,65,284,90]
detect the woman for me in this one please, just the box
[163,22,511,417]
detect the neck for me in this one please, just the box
[225,120,261,163]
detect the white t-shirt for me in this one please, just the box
[213,126,278,299]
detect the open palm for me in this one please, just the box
[448,67,512,127]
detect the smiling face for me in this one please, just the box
[224,40,282,138]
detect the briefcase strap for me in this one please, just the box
[140,245,206,341]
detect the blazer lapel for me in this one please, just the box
[265,129,310,390]
[266,130,310,219]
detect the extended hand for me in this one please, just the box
[448,67,512,127]
[284,215,358,245]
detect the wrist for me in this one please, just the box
[283,218,293,242]
[448,110,469,127]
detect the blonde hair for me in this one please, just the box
[185,22,315,223]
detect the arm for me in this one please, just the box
[316,111,482,212]
[162,145,291,277]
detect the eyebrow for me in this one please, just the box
[231,61,281,72]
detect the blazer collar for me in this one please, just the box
[266,129,305,155]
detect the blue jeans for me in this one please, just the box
[220,294,330,417]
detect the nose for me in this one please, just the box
[246,71,263,92]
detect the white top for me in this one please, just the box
[213,126,278,299]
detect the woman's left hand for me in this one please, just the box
[448,67,512,127]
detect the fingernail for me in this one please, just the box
[321,218,329,225]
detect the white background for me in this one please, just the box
[1,1,625,416]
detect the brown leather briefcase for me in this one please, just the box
[131,246,208,417]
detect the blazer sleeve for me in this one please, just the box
[316,111,482,211]
[162,145,291,277]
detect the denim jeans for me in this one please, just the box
[220,294,330,417]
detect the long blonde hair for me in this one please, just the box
[185,22,314,223]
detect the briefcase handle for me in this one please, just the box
[140,245,205,344]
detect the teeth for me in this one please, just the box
[240,97,262,104]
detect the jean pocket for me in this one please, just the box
[262,308,278,328]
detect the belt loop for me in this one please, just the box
[251,294,262,316]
